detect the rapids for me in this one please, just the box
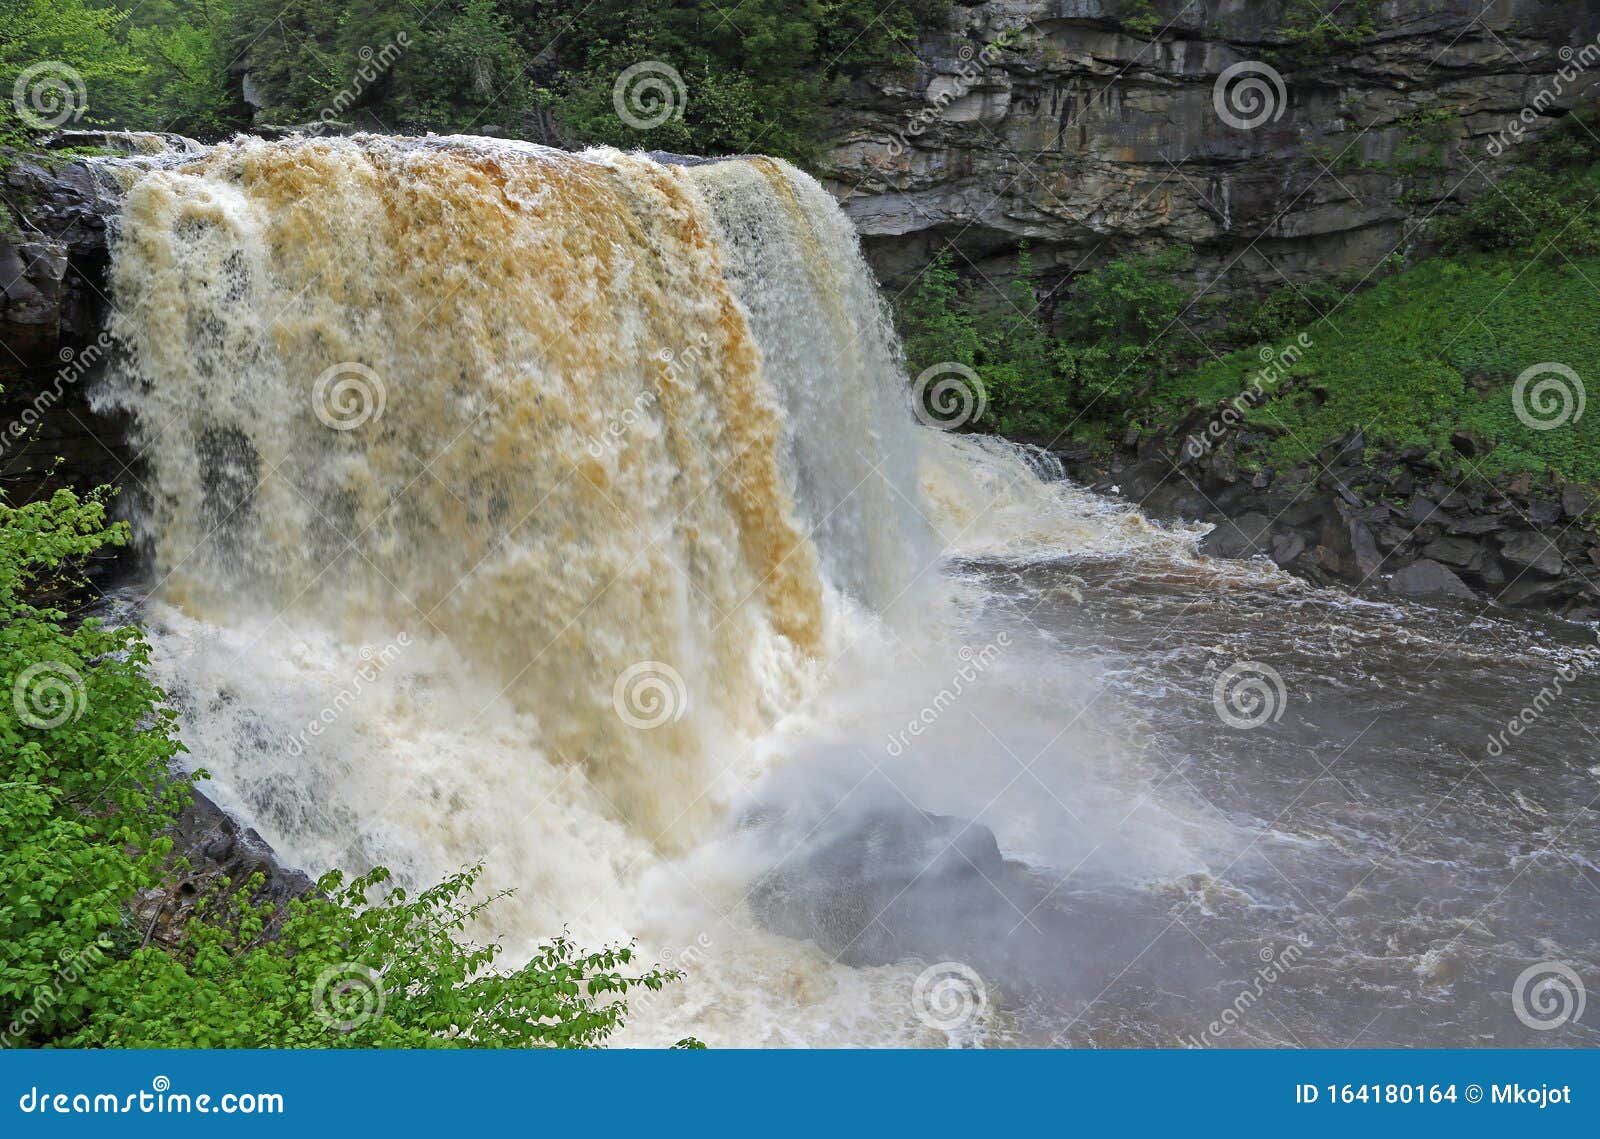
[92,136,1599,1047]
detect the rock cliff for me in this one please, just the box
[825,0,1600,298]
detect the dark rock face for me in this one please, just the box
[826,1,1600,300]
[0,153,133,517]
[1062,426,1600,619]
[131,787,316,950]
[1389,558,1474,600]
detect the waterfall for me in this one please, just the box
[95,135,1209,1046]
[99,135,936,850]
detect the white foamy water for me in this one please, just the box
[97,135,1230,1047]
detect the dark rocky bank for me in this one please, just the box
[1054,421,1600,620]
[133,788,318,951]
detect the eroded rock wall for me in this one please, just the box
[825,0,1600,297]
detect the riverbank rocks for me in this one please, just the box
[1059,428,1600,621]
[130,787,316,951]
[1389,559,1474,600]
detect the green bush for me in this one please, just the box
[0,0,948,159]
[894,246,1192,439]
[533,0,947,162]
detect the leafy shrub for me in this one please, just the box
[895,246,1193,439]
[1439,108,1600,255]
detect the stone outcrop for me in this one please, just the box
[131,787,317,951]
[1065,425,1600,619]
[0,147,132,511]
[825,1,1600,298]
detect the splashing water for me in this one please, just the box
[95,135,1249,1047]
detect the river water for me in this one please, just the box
[93,136,1598,1048]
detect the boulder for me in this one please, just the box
[1499,531,1564,578]
[1199,511,1272,560]
[1388,559,1475,600]
[1421,536,1483,569]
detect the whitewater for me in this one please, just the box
[92,135,1600,1048]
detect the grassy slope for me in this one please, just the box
[1151,249,1600,482]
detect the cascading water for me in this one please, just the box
[103,133,1548,1049]
[94,135,1241,1046]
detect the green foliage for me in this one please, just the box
[0,487,185,1043]
[898,250,980,375]
[1,0,948,158]
[74,864,684,1048]
[1438,108,1600,255]
[533,0,947,162]
[895,246,1192,438]
[0,487,686,1048]
[1147,251,1600,483]
[1270,0,1380,67]
[0,0,143,146]
[1114,1,1161,38]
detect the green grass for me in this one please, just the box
[1155,248,1600,483]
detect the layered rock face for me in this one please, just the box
[825,0,1600,295]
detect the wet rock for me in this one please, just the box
[1318,505,1383,580]
[1389,559,1475,600]
[132,786,316,951]
[1199,512,1272,559]
[1271,531,1307,568]
[1447,513,1505,536]
[746,795,1200,1012]
[1525,500,1562,527]
[1407,495,1448,525]
[1421,536,1483,569]
[1499,532,1564,578]
[1498,576,1580,608]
